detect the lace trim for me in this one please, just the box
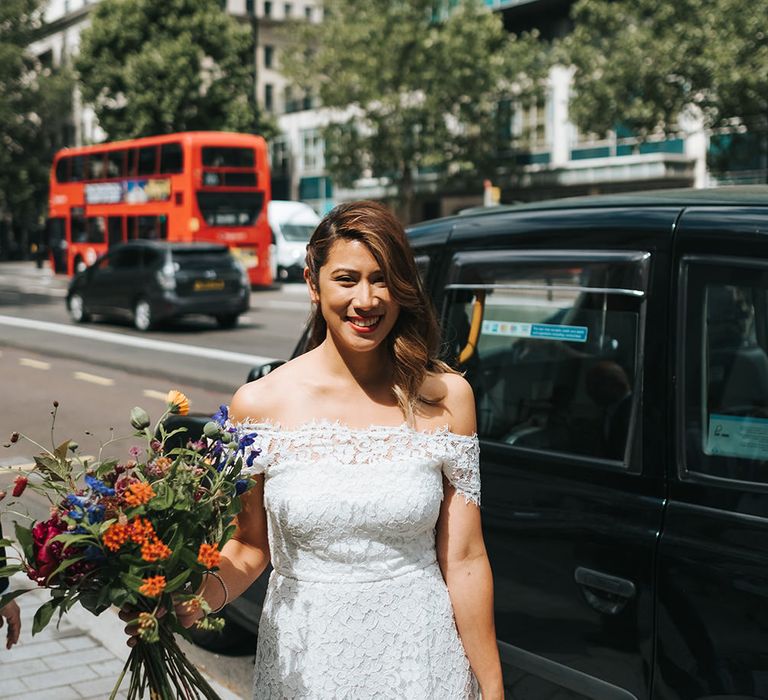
[225,417,481,505]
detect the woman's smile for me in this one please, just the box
[347,314,384,333]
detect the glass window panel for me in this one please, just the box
[137,146,158,176]
[160,142,183,174]
[445,254,645,463]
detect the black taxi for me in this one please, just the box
[188,186,768,700]
[407,185,768,700]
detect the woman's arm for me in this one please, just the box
[436,375,503,699]
[177,386,272,626]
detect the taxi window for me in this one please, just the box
[443,250,648,466]
[683,259,768,484]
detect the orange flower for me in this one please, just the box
[123,482,155,507]
[138,575,166,597]
[166,390,190,416]
[103,523,129,552]
[197,543,221,569]
[128,517,156,544]
[141,538,171,562]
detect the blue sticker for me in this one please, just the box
[707,413,768,460]
[482,320,588,343]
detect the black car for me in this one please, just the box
[66,241,250,331]
[187,186,768,700]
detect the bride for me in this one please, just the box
[180,200,503,699]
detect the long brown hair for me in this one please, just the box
[304,200,454,421]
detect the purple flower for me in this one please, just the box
[235,479,249,495]
[238,432,256,451]
[129,446,141,460]
[87,504,105,524]
[212,405,228,426]
[246,448,262,468]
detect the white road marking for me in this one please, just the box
[143,389,169,401]
[73,371,115,386]
[20,358,51,370]
[0,315,276,366]
[262,300,310,311]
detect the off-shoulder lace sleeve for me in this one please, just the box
[224,419,274,476]
[441,434,481,506]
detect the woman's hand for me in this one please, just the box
[0,599,21,649]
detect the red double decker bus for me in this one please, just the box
[47,131,272,286]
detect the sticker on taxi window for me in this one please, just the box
[706,413,768,460]
[481,320,588,343]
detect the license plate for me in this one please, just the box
[193,279,225,292]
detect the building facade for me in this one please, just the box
[29,0,760,223]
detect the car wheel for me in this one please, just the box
[134,298,154,331]
[68,293,90,323]
[215,313,239,329]
[186,611,255,654]
[74,257,87,273]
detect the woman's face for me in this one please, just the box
[306,238,401,354]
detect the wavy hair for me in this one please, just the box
[304,200,454,421]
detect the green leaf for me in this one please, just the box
[0,588,30,609]
[121,572,145,591]
[53,439,71,462]
[46,556,86,581]
[34,454,69,482]
[164,569,191,593]
[95,458,119,479]
[0,564,24,578]
[32,600,58,635]
[14,521,34,560]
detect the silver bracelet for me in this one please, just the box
[204,571,229,614]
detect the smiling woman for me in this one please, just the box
[173,201,503,699]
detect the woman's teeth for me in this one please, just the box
[349,316,380,327]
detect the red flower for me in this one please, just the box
[12,475,28,497]
[28,515,68,584]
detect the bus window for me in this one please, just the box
[107,216,123,246]
[138,146,158,176]
[106,150,126,179]
[137,215,167,240]
[202,147,255,167]
[55,157,70,183]
[72,209,87,242]
[196,192,264,226]
[87,153,106,180]
[86,217,106,243]
[160,143,183,174]
[127,149,138,177]
[71,155,86,182]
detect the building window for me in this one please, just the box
[264,1,272,16]
[284,86,295,113]
[284,3,292,17]
[264,45,274,69]
[271,137,289,175]
[264,84,273,112]
[246,0,254,14]
[304,6,312,19]
[513,99,548,150]
[301,128,324,172]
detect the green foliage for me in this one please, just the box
[562,0,768,138]
[76,0,274,139]
[280,0,547,208]
[0,0,74,235]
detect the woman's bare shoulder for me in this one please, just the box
[422,370,476,436]
[229,353,316,423]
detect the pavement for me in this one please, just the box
[1,573,246,699]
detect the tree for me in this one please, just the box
[281,0,546,215]
[0,0,74,257]
[562,0,768,146]
[76,0,273,140]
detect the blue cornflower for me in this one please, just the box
[238,432,257,451]
[212,405,229,426]
[83,545,106,562]
[66,493,87,508]
[68,509,84,521]
[87,504,105,524]
[85,474,116,497]
[246,448,262,468]
[235,479,249,495]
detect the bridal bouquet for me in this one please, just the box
[0,391,256,700]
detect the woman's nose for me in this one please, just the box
[353,283,376,308]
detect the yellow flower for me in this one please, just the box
[166,390,190,415]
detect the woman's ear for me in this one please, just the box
[304,267,319,303]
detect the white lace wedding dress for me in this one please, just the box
[231,419,482,699]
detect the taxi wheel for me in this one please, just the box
[134,299,154,332]
[68,293,90,323]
